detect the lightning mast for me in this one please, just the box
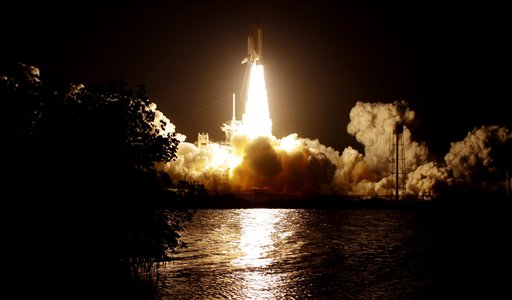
[221,93,241,143]
[232,92,236,121]
[389,103,407,200]
[391,123,406,200]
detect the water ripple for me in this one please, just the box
[158,209,434,299]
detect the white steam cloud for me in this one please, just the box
[159,101,509,200]
[347,101,429,173]
[445,125,511,191]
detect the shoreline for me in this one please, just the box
[169,193,511,209]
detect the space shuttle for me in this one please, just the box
[241,21,262,65]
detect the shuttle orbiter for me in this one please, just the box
[241,21,262,65]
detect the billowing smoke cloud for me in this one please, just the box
[161,141,232,190]
[232,136,284,190]
[347,101,429,173]
[143,102,188,143]
[163,134,338,195]
[328,146,378,195]
[160,101,509,199]
[342,101,453,198]
[445,125,512,191]
[406,162,452,199]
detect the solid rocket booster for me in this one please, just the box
[241,21,262,65]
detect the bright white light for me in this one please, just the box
[239,65,272,139]
[277,133,301,152]
[232,209,281,267]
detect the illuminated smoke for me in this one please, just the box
[329,146,379,196]
[445,125,512,190]
[160,141,232,190]
[162,67,443,198]
[406,162,452,199]
[342,101,457,199]
[230,134,336,194]
[346,101,429,174]
[159,62,508,199]
[148,102,182,138]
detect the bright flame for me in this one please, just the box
[277,133,301,152]
[202,143,242,176]
[228,154,243,173]
[209,144,232,169]
[239,65,272,139]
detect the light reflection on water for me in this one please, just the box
[232,209,280,268]
[232,209,284,299]
[157,209,434,299]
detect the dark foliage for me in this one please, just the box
[1,63,200,298]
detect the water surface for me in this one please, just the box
[158,209,435,299]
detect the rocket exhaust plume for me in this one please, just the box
[239,65,272,139]
[238,21,271,139]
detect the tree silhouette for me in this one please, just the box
[1,63,198,298]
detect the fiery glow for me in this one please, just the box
[228,152,243,172]
[161,58,475,198]
[277,133,301,152]
[208,144,233,169]
[239,65,272,139]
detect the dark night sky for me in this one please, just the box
[2,0,510,158]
